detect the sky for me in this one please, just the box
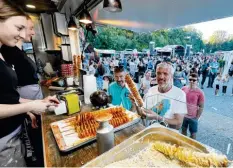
[190,16,233,40]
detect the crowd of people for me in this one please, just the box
[86,51,233,97]
[84,50,233,141]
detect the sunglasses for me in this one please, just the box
[189,79,197,82]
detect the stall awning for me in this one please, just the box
[91,0,233,32]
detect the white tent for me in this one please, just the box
[222,51,233,76]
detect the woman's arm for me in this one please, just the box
[0,103,30,119]
[19,98,33,103]
[0,100,56,119]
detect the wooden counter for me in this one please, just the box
[41,105,145,167]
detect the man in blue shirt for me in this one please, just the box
[108,66,132,110]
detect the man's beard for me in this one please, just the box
[158,79,172,93]
[117,81,124,86]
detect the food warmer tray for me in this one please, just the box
[83,123,211,167]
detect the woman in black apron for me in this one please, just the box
[0,0,58,166]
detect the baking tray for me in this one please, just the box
[83,124,210,167]
[51,109,141,152]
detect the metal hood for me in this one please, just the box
[40,13,62,52]
[90,0,233,32]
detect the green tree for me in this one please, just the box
[86,25,205,53]
[209,30,228,44]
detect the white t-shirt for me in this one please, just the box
[144,86,187,119]
[114,60,119,67]
[129,62,137,73]
[214,76,221,85]
[89,65,96,75]
[141,77,151,94]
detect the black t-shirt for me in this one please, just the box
[0,57,25,138]
[1,45,39,86]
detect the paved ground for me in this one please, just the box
[195,77,233,159]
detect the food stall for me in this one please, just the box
[13,0,233,167]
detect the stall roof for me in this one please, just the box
[14,0,58,13]
[91,0,233,32]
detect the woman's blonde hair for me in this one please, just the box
[0,0,27,21]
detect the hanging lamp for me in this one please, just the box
[79,0,92,24]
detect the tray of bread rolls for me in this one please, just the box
[83,124,231,168]
[50,106,140,152]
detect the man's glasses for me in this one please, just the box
[189,79,197,82]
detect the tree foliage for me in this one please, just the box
[205,30,233,53]
[86,25,233,54]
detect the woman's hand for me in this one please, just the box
[27,112,38,128]
[28,100,57,115]
[43,95,59,104]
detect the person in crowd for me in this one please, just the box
[136,62,187,130]
[228,61,233,77]
[222,74,229,96]
[189,66,198,74]
[129,59,137,77]
[108,66,133,110]
[143,57,148,68]
[103,58,110,74]
[147,58,153,70]
[181,73,205,139]
[139,70,152,98]
[138,59,145,83]
[154,60,161,74]
[123,57,127,70]
[207,59,219,88]
[173,65,186,88]
[110,59,114,74]
[230,75,233,96]
[213,72,221,96]
[89,50,100,65]
[113,57,119,67]
[193,62,201,76]
[102,75,113,92]
[218,57,225,74]
[89,60,96,75]
[200,59,209,89]
[0,1,59,166]
[134,58,140,83]
[186,64,193,74]
[95,61,105,90]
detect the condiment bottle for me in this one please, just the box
[95,113,114,155]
